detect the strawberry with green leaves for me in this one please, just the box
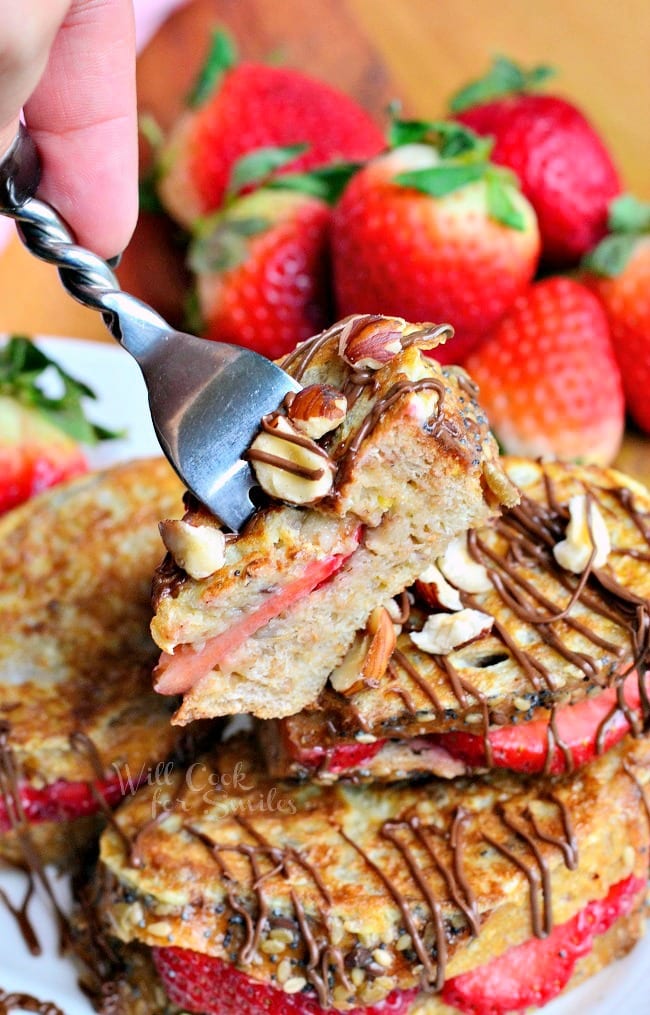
[450,57,621,266]
[583,195,650,433]
[189,153,358,358]
[331,120,540,364]
[0,337,116,514]
[157,31,385,227]
[464,276,625,465]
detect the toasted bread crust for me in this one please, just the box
[0,460,186,865]
[99,734,650,1011]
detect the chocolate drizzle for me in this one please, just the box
[0,722,71,952]
[0,991,63,1015]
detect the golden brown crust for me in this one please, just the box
[0,459,187,866]
[271,458,650,772]
[99,734,650,1011]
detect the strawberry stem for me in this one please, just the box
[0,336,120,444]
[582,194,650,276]
[187,29,238,108]
[449,56,555,113]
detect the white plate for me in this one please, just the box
[0,338,647,1013]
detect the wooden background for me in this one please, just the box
[0,0,647,475]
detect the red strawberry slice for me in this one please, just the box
[442,874,645,1015]
[0,769,142,831]
[154,545,359,695]
[438,671,645,775]
[153,946,416,1015]
[292,736,387,774]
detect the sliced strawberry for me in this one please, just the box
[0,769,141,831]
[153,946,416,1015]
[442,874,645,1015]
[154,546,358,695]
[439,671,645,774]
[293,736,387,774]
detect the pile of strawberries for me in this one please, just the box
[151,38,650,466]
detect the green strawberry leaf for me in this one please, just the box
[0,336,121,444]
[485,168,526,230]
[582,233,641,277]
[189,216,269,273]
[184,287,205,336]
[267,162,362,204]
[187,29,238,108]
[394,162,486,198]
[138,174,164,214]
[388,118,490,161]
[449,55,555,113]
[608,194,650,234]
[225,144,308,200]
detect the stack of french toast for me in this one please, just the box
[1,315,649,1015]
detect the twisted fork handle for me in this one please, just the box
[0,125,168,356]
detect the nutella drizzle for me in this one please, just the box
[339,825,439,988]
[0,992,63,1015]
[0,722,71,952]
[622,759,650,829]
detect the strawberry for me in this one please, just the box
[438,671,645,775]
[0,769,142,831]
[583,195,650,433]
[152,947,415,1015]
[442,874,645,1015]
[189,185,332,358]
[158,31,385,226]
[450,57,622,266]
[464,277,625,464]
[0,337,116,514]
[290,735,386,775]
[331,121,540,364]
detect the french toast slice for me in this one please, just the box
[98,733,650,1013]
[261,458,650,782]
[0,458,186,866]
[151,315,516,723]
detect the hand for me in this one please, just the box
[0,0,137,259]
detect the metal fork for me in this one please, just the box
[0,125,300,530]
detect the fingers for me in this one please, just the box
[0,0,71,158]
[24,0,138,259]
